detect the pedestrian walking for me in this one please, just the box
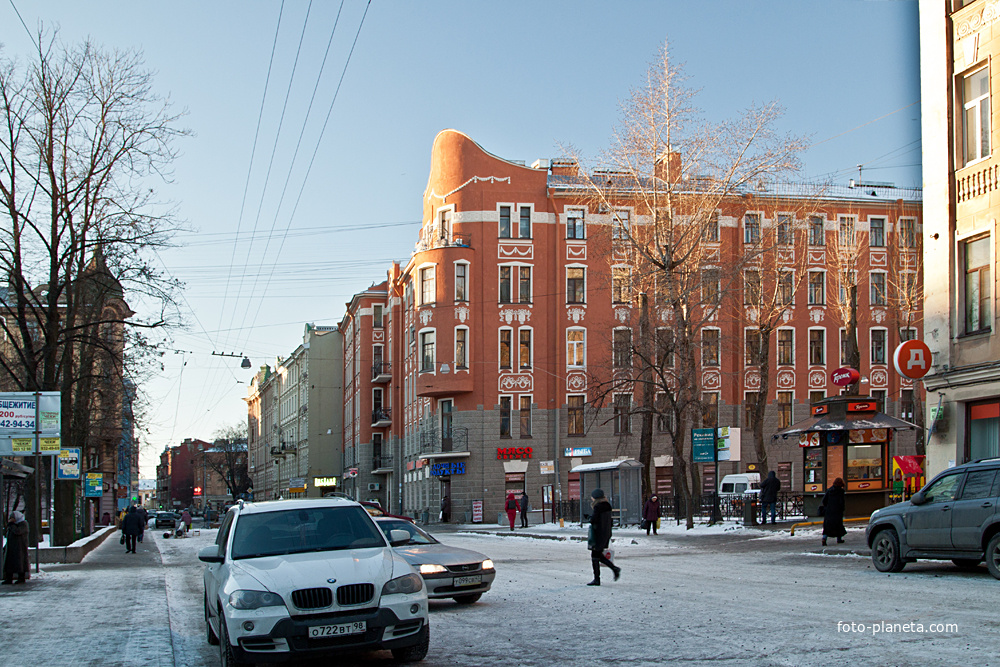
[519,491,530,528]
[101,511,111,526]
[121,506,144,553]
[440,495,450,523]
[760,470,781,524]
[137,507,148,543]
[504,493,519,531]
[2,511,30,584]
[821,477,847,546]
[586,489,621,586]
[642,494,660,535]
[180,509,192,532]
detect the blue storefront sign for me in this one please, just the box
[692,428,716,463]
[430,461,466,476]
[563,447,593,457]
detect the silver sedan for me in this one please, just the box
[374,517,496,604]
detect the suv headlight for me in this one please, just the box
[382,573,423,595]
[418,564,447,575]
[228,590,286,610]
[481,559,495,570]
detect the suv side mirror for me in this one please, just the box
[910,491,926,506]
[389,529,411,547]
[198,545,224,563]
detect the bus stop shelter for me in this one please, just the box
[572,459,642,526]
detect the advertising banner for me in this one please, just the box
[692,428,716,462]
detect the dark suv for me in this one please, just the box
[866,458,1000,578]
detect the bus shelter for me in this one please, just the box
[572,459,642,526]
[773,396,916,517]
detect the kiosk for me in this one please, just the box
[773,396,917,518]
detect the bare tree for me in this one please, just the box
[574,42,805,528]
[0,29,187,544]
[886,217,925,453]
[207,422,251,503]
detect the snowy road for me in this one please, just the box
[2,523,997,666]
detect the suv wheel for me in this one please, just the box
[871,528,905,573]
[205,595,219,645]
[986,533,1000,580]
[219,617,250,667]
[390,625,429,662]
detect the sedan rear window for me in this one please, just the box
[231,506,386,559]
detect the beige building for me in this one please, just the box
[920,1,1000,476]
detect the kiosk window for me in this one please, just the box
[846,444,882,481]
[960,470,998,500]
[804,447,824,484]
[923,474,962,503]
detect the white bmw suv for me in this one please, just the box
[200,497,429,666]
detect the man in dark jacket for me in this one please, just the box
[121,506,144,554]
[440,495,450,523]
[519,491,530,528]
[760,471,781,524]
[587,489,621,586]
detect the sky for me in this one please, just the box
[0,0,922,477]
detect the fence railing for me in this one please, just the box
[557,493,803,526]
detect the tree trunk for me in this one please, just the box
[752,328,772,479]
[637,295,654,501]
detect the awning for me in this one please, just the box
[570,458,642,473]
[772,412,917,440]
[893,455,925,476]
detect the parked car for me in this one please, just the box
[199,497,429,666]
[867,457,1000,578]
[155,512,179,529]
[718,473,761,498]
[374,517,495,604]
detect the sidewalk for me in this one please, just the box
[0,530,175,667]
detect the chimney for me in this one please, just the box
[655,151,682,182]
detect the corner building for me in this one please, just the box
[349,130,923,523]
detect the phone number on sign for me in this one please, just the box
[0,419,34,429]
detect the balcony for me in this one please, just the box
[371,407,392,428]
[371,361,391,383]
[372,455,393,474]
[418,426,469,459]
[269,446,285,458]
[414,231,472,253]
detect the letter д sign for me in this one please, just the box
[893,340,932,380]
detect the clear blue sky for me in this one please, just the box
[0,0,921,475]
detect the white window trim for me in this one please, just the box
[870,327,889,366]
[611,264,632,303]
[961,65,991,167]
[518,325,534,371]
[776,326,796,366]
[566,263,587,305]
[418,327,437,374]
[454,326,470,371]
[807,326,827,366]
[499,326,514,371]
[743,210,763,244]
[807,269,827,305]
[416,262,437,306]
[701,326,722,367]
[565,206,587,240]
[516,203,534,240]
[454,260,470,302]
[567,327,586,369]
[869,270,888,306]
[497,203,515,239]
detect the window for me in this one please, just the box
[500,396,512,437]
[612,267,630,304]
[455,263,468,302]
[965,236,992,333]
[567,209,585,239]
[808,216,825,246]
[613,329,632,368]
[961,469,999,500]
[516,395,532,437]
[656,328,674,368]
[455,328,468,369]
[900,327,917,342]
[420,331,435,371]
[871,329,887,365]
[612,210,630,241]
[921,472,962,504]
[567,267,586,303]
[777,214,793,245]
[838,216,855,246]
[420,266,435,305]
[702,268,721,304]
[519,206,532,239]
[870,272,887,306]
[702,329,720,367]
[900,389,915,422]
[807,271,825,305]
[778,391,794,428]
[614,394,631,434]
[777,329,794,365]
[745,329,763,366]
[519,329,532,369]
[499,266,512,303]
[438,209,452,241]
[809,329,825,365]
[499,329,512,369]
[778,271,794,306]
[702,392,719,426]
[567,329,585,368]
[963,67,991,165]
[744,270,761,305]
[567,395,585,436]
[440,401,453,443]
[744,391,759,428]
[704,212,720,243]
[373,304,384,328]
[519,266,532,303]
[871,389,887,412]
[840,328,850,365]
[744,213,761,244]
[899,218,916,248]
[499,206,511,238]
[655,393,673,433]
[810,390,825,406]
[869,217,885,247]
[970,400,1000,460]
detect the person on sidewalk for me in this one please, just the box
[137,507,148,543]
[440,495,450,523]
[821,477,847,546]
[2,511,30,584]
[586,489,621,586]
[180,509,192,532]
[504,493,519,531]
[519,491,530,528]
[642,494,660,535]
[760,470,781,524]
[121,506,144,553]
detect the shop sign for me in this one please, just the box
[289,477,307,492]
[314,476,338,487]
[692,428,715,462]
[497,446,533,460]
[430,461,466,476]
[798,432,821,448]
[847,400,876,413]
[505,472,525,483]
[893,340,931,380]
[472,500,483,523]
[539,460,555,474]
[85,473,103,497]
[344,468,358,478]
[831,367,860,386]
[812,404,829,415]
[563,447,592,457]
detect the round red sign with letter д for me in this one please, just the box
[893,340,932,380]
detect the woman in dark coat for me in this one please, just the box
[642,495,660,535]
[3,511,30,584]
[587,489,621,585]
[821,477,847,546]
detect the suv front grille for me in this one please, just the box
[337,583,375,606]
[292,587,333,610]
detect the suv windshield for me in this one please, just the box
[230,506,386,559]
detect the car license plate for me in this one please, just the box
[308,621,366,638]
[453,575,481,587]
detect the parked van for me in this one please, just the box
[719,473,761,497]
